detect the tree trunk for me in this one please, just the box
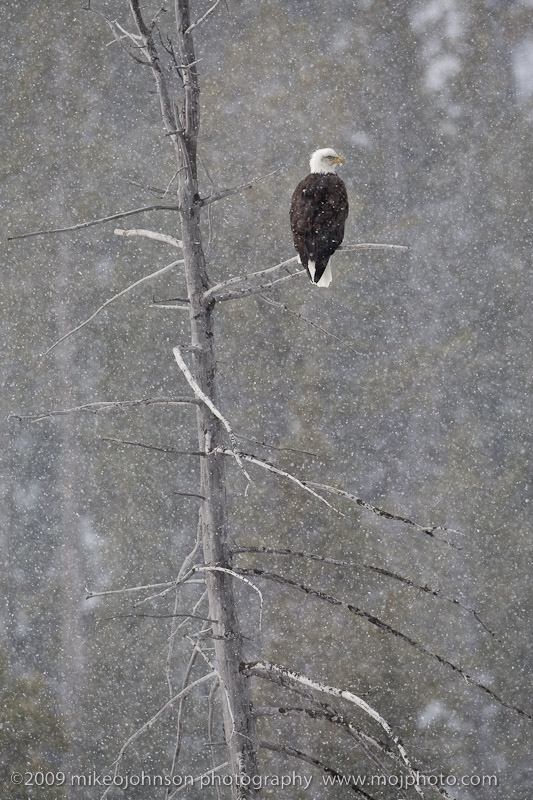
[174,2,260,795]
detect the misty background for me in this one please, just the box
[3,1,533,798]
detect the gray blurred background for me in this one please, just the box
[2,1,532,798]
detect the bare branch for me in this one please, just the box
[167,522,204,697]
[166,632,209,792]
[202,256,300,305]
[223,452,459,544]
[121,177,166,197]
[235,546,498,641]
[194,566,263,629]
[102,671,218,799]
[114,227,183,248]
[114,19,144,44]
[134,569,202,608]
[185,638,236,733]
[102,436,206,457]
[199,167,284,207]
[113,563,261,625]
[202,242,409,305]
[167,763,229,799]
[185,0,222,34]
[151,293,190,310]
[150,302,190,310]
[86,4,151,64]
[260,740,376,799]
[100,612,213,622]
[234,433,319,459]
[7,204,179,241]
[215,448,343,515]
[86,579,176,601]
[129,0,180,146]
[254,704,392,775]
[149,4,168,28]
[251,673,415,777]
[240,574,532,721]
[262,735,452,800]
[258,293,366,357]
[172,57,203,70]
[167,126,196,181]
[106,30,143,48]
[105,18,151,64]
[304,480,462,547]
[168,590,209,646]
[97,437,461,552]
[172,347,232,434]
[245,662,419,788]
[211,269,307,303]
[42,258,183,357]
[173,347,252,484]
[122,167,184,198]
[10,396,199,423]
[206,680,223,800]
[153,295,190,304]
[86,566,205,608]
[339,243,410,253]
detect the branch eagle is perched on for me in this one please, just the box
[290,148,349,288]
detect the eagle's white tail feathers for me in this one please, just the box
[304,258,332,287]
[316,261,332,288]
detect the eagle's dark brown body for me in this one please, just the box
[290,173,349,286]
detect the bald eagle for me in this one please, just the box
[290,148,349,288]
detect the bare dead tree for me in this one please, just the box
[9,2,532,800]
[126,0,261,793]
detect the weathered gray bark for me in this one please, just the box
[130,1,260,794]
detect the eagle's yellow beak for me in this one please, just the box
[333,156,345,165]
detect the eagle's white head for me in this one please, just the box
[309,148,345,174]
